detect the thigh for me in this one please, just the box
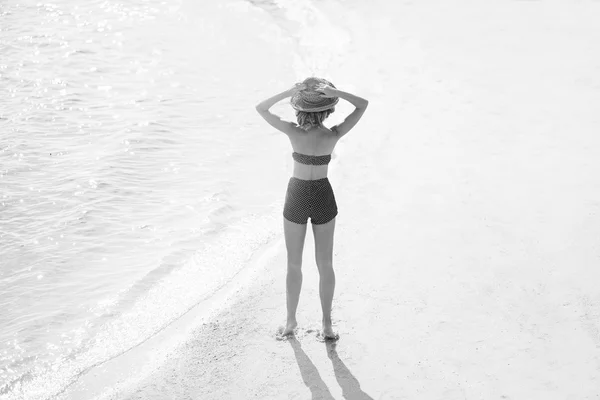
[312,218,336,266]
[284,218,308,265]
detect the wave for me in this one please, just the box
[0,200,283,400]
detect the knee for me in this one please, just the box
[316,260,334,275]
[287,261,302,274]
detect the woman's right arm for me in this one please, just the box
[318,85,369,138]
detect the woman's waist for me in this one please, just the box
[292,164,329,180]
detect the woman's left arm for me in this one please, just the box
[255,84,304,134]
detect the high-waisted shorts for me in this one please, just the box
[283,177,338,225]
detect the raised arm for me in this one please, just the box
[316,84,369,138]
[255,84,305,134]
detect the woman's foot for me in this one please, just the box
[281,320,298,336]
[322,322,339,341]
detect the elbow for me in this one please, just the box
[255,104,268,113]
[360,99,369,109]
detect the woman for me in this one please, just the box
[255,77,369,340]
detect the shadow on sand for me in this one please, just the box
[289,337,374,400]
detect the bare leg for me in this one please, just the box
[282,218,307,336]
[312,218,338,339]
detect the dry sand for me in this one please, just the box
[68,1,600,399]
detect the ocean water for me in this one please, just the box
[0,0,372,398]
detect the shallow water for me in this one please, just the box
[0,0,323,397]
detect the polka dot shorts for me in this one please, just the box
[283,177,338,225]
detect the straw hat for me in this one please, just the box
[290,77,339,112]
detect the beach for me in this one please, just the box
[3,0,600,399]
[68,0,600,398]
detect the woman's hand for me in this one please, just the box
[315,83,338,98]
[288,82,307,95]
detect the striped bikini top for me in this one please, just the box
[292,152,331,166]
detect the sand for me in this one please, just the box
[60,0,600,399]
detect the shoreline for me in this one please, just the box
[56,236,285,400]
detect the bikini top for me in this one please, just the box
[292,152,332,166]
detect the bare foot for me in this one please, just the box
[321,323,339,341]
[278,320,297,338]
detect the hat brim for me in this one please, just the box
[290,94,339,112]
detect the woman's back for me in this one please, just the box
[288,126,339,180]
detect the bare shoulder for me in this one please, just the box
[255,108,304,135]
[283,123,306,136]
[330,105,367,139]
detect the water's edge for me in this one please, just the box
[58,236,285,400]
